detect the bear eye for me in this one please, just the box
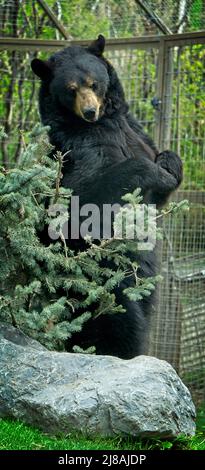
[69,87,77,94]
[91,82,97,91]
[68,86,76,93]
[67,82,78,94]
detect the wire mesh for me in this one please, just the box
[148,42,205,402]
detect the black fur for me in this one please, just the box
[31,36,182,359]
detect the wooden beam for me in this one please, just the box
[36,0,69,40]
[0,36,161,52]
[0,32,204,52]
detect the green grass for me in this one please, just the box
[0,408,205,450]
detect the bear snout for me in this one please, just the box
[83,107,97,122]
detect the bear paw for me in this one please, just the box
[156,150,183,186]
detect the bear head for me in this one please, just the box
[31,35,127,123]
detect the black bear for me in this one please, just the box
[31,35,182,359]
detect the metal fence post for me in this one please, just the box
[155,37,173,152]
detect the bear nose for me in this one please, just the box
[83,107,96,121]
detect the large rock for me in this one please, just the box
[0,324,196,437]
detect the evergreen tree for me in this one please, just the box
[0,125,188,351]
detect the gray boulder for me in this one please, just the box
[0,324,196,437]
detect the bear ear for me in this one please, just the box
[31,58,53,80]
[88,34,105,57]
